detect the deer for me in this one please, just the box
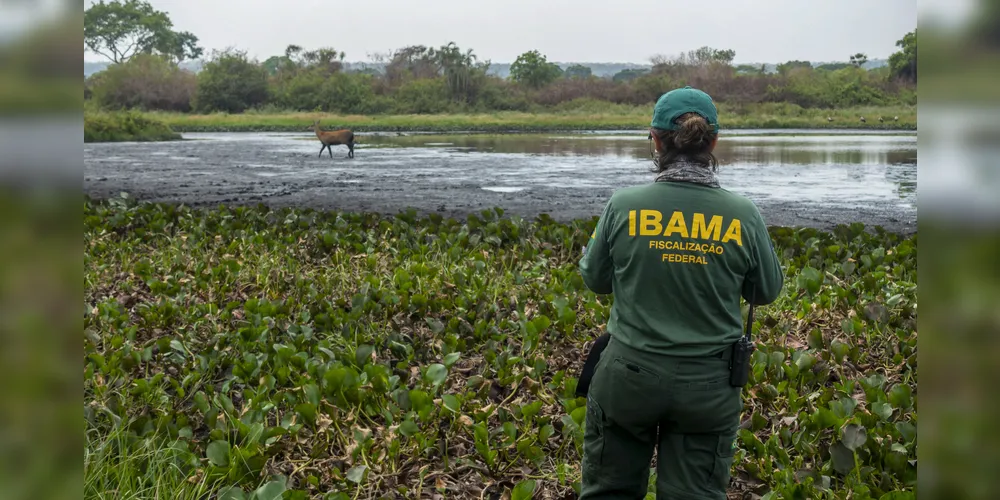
[308,120,356,159]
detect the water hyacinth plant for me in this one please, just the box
[83,195,916,499]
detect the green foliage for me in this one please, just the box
[141,102,917,133]
[612,68,649,83]
[510,50,564,89]
[434,42,492,104]
[84,196,917,498]
[888,30,917,83]
[84,0,202,64]
[777,60,812,75]
[84,109,181,142]
[88,53,197,112]
[392,77,453,114]
[194,49,270,113]
[564,64,593,79]
[817,63,852,72]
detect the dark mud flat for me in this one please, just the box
[83,131,917,234]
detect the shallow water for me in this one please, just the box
[83,129,917,232]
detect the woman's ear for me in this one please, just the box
[651,130,663,152]
[709,135,719,152]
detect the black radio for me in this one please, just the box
[729,288,757,387]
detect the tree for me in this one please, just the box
[735,64,764,74]
[817,62,850,71]
[564,64,592,79]
[84,0,202,64]
[888,29,916,83]
[509,50,563,89]
[849,53,868,67]
[612,68,648,83]
[688,46,736,66]
[193,48,269,113]
[777,60,812,75]
[433,42,490,103]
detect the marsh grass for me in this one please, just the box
[84,109,183,143]
[139,102,916,133]
[84,196,917,499]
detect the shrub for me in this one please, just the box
[84,109,181,142]
[193,49,269,113]
[88,54,196,112]
[391,77,452,114]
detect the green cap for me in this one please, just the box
[650,86,719,133]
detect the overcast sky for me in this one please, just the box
[83,0,919,64]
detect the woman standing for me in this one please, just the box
[577,86,784,499]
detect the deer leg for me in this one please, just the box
[319,144,325,158]
[328,144,334,158]
[347,143,354,159]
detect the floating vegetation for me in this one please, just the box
[84,194,916,499]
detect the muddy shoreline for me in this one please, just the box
[83,131,917,235]
[82,178,916,235]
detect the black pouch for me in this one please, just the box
[729,289,757,387]
[575,333,611,398]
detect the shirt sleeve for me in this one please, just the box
[741,207,784,305]
[579,199,615,295]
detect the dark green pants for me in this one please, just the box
[580,336,743,499]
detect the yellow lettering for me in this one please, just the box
[640,210,662,236]
[691,213,723,241]
[661,252,708,265]
[628,210,636,236]
[722,219,743,246]
[663,211,689,238]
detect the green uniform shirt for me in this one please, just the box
[579,181,784,357]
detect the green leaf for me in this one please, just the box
[399,419,419,437]
[807,329,824,350]
[425,317,445,334]
[443,352,461,367]
[895,421,917,443]
[879,493,915,500]
[512,479,536,500]
[829,442,855,475]
[796,266,823,295]
[253,479,286,500]
[888,384,913,409]
[442,394,461,413]
[303,383,320,407]
[206,440,230,467]
[871,402,894,421]
[538,424,554,442]
[842,423,867,451]
[355,344,374,366]
[217,486,246,500]
[346,465,368,484]
[425,363,448,387]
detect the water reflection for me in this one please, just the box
[361,132,917,201]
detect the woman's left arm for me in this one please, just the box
[579,199,615,294]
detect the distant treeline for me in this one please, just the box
[82,58,890,79]
[82,0,916,115]
[84,40,916,116]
